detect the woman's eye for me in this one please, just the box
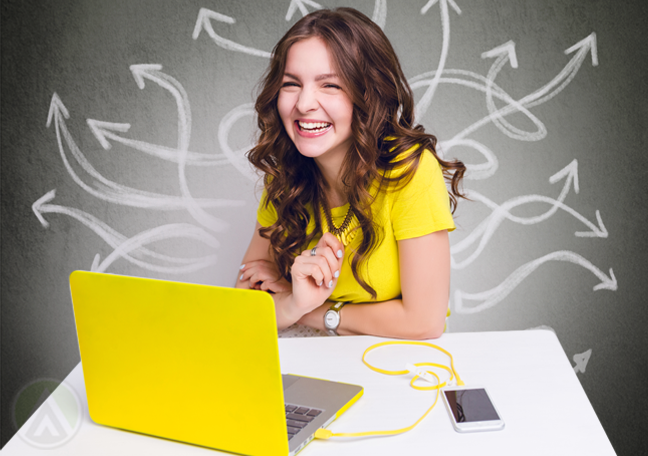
[281,81,299,88]
[324,84,341,90]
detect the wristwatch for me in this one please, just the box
[324,301,346,336]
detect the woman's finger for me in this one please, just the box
[317,232,344,262]
[293,256,328,287]
[310,246,339,286]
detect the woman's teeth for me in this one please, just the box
[298,121,331,132]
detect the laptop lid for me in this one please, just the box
[70,270,289,456]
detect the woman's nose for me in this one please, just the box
[295,87,318,113]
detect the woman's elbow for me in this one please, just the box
[407,319,445,340]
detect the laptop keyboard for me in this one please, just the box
[285,404,323,441]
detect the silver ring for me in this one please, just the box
[310,247,317,256]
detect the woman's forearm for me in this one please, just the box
[300,298,447,340]
[342,299,446,339]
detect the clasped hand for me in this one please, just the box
[239,233,344,324]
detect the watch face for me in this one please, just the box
[325,310,340,329]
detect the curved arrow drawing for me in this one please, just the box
[482,41,547,142]
[409,68,546,165]
[32,189,219,270]
[130,64,191,152]
[438,138,498,180]
[131,64,232,232]
[416,0,462,120]
[286,0,323,21]
[371,0,387,29]
[453,33,598,141]
[218,103,258,182]
[86,119,230,166]
[451,160,608,269]
[92,223,219,274]
[192,8,271,58]
[47,94,238,210]
[454,250,617,314]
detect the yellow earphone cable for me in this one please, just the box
[314,340,463,440]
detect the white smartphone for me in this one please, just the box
[442,386,505,433]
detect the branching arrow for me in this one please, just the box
[409,69,546,146]
[286,0,323,21]
[32,189,219,270]
[130,64,232,232]
[451,160,608,269]
[454,33,598,141]
[92,223,219,274]
[481,41,547,141]
[130,64,191,152]
[454,250,617,314]
[416,0,462,120]
[86,119,230,166]
[47,94,238,211]
[192,8,271,58]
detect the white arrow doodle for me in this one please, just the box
[130,64,231,232]
[416,0,462,120]
[218,103,258,182]
[481,40,518,69]
[454,250,617,314]
[452,160,608,269]
[47,94,238,211]
[92,223,219,274]
[573,349,592,374]
[86,119,230,166]
[421,0,461,15]
[32,189,219,271]
[411,68,515,180]
[130,64,191,152]
[286,0,323,21]
[192,8,271,58]
[437,138,498,180]
[371,0,387,29]
[453,33,598,141]
[410,68,538,135]
[481,41,548,142]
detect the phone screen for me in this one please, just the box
[443,388,500,423]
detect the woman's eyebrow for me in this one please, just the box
[315,73,339,81]
[282,72,339,81]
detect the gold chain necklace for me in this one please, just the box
[321,198,355,245]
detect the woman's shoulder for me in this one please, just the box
[381,138,439,180]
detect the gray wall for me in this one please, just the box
[2,0,646,453]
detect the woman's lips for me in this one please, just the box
[295,120,332,138]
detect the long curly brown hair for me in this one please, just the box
[247,7,466,299]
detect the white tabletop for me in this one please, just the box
[2,330,616,455]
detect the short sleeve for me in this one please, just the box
[256,189,278,227]
[390,151,455,240]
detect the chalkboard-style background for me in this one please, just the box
[2,0,646,453]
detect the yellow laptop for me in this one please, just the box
[69,271,363,456]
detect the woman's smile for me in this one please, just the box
[277,37,354,164]
[295,120,333,136]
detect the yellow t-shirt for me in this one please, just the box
[256,149,455,303]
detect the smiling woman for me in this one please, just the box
[236,7,466,339]
[277,37,354,167]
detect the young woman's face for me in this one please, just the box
[277,37,354,165]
